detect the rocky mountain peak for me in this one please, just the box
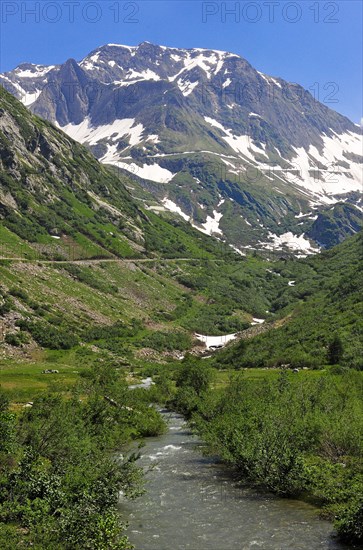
[1,43,361,253]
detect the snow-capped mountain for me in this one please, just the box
[1,42,362,253]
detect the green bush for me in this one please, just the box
[4,332,29,347]
[176,355,214,397]
[83,319,142,342]
[335,500,363,543]
[17,320,78,350]
[9,287,29,302]
[141,330,192,352]
[0,294,12,315]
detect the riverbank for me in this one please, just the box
[0,358,166,548]
[124,410,348,549]
[157,357,363,546]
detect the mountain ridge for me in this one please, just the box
[1,42,362,253]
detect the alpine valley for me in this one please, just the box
[1,42,362,254]
[0,71,363,550]
[0,42,363,550]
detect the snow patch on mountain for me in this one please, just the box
[257,71,281,88]
[177,78,199,96]
[251,318,265,325]
[229,244,246,256]
[205,114,362,203]
[204,117,259,162]
[125,68,160,81]
[0,74,43,107]
[60,117,144,147]
[288,130,363,197]
[262,232,319,254]
[195,210,223,236]
[147,134,160,144]
[22,89,43,106]
[162,198,190,221]
[169,50,226,82]
[195,333,237,349]
[106,44,136,50]
[114,162,176,183]
[295,211,312,218]
[14,65,55,78]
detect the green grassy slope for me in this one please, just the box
[215,231,363,369]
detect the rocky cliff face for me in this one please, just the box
[0,87,145,257]
[2,42,362,253]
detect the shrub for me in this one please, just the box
[141,331,192,352]
[0,296,12,315]
[327,334,344,365]
[176,355,214,397]
[4,332,29,347]
[17,320,78,350]
[9,287,29,302]
[335,500,363,543]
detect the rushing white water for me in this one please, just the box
[122,411,348,550]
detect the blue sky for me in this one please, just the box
[1,0,362,123]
